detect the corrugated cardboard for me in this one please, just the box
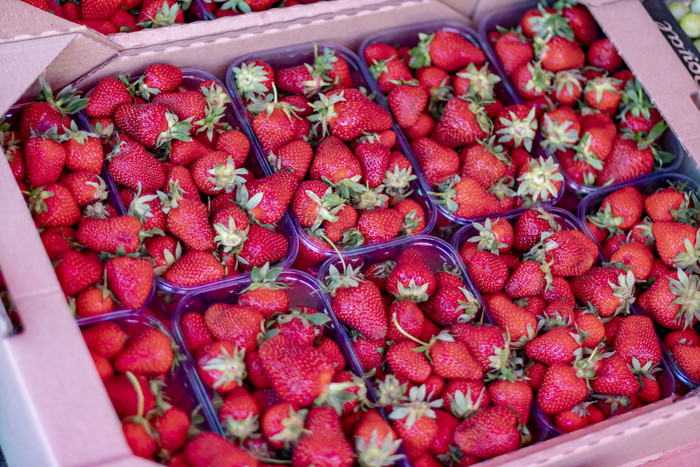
[1,0,700,465]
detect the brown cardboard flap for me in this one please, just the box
[585,0,700,165]
[436,0,479,17]
[0,0,83,41]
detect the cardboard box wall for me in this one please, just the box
[1,0,700,465]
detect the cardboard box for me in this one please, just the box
[1,0,700,465]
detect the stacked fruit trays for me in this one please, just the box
[1,0,700,465]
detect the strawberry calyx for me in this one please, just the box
[573,132,604,171]
[157,111,193,148]
[592,394,630,416]
[608,269,637,316]
[304,186,346,231]
[456,63,502,101]
[129,185,159,224]
[587,204,624,238]
[668,187,700,227]
[618,78,656,121]
[488,177,517,202]
[27,186,54,216]
[340,228,365,249]
[218,0,252,14]
[223,412,260,441]
[201,344,247,391]
[621,121,675,167]
[554,69,584,99]
[382,165,416,199]
[628,357,661,380]
[574,345,611,387]
[468,218,509,254]
[432,175,461,213]
[313,380,361,415]
[462,95,495,134]
[324,262,364,296]
[408,32,435,69]
[449,387,486,420]
[525,62,555,96]
[207,155,249,194]
[516,156,564,202]
[584,76,623,106]
[350,184,389,212]
[388,385,443,428]
[400,209,421,235]
[670,269,700,328]
[541,114,579,153]
[83,201,113,219]
[528,5,575,42]
[232,61,272,100]
[194,105,232,143]
[200,81,231,110]
[355,429,405,467]
[153,242,182,276]
[85,176,110,204]
[137,0,183,28]
[63,119,99,144]
[307,92,345,139]
[496,106,537,151]
[242,263,289,292]
[268,406,310,448]
[213,217,250,254]
[36,77,89,118]
[374,374,408,408]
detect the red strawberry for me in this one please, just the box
[105,256,154,310]
[537,363,589,414]
[611,242,654,280]
[488,379,533,424]
[114,327,174,375]
[453,405,521,459]
[181,311,214,352]
[204,303,264,352]
[652,222,698,269]
[597,134,655,186]
[152,91,207,122]
[411,137,460,186]
[268,139,313,181]
[309,135,363,184]
[292,407,354,467]
[672,345,700,381]
[184,432,259,467]
[86,77,133,118]
[231,60,275,101]
[163,250,225,287]
[468,250,509,294]
[261,402,308,451]
[166,198,216,251]
[637,270,700,330]
[114,103,191,149]
[29,183,81,227]
[587,38,623,73]
[20,80,86,140]
[614,315,661,368]
[591,353,640,396]
[195,340,246,393]
[237,224,289,269]
[355,135,391,188]
[430,97,490,149]
[54,250,102,297]
[540,36,585,73]
[245,171,298,225]
[570,266,636,318]
[327,266,387,340]
[82,322,127,359]
[237,265,290,318]
[389,84,429,128]
[24,135,67,187]
[410,30,485,73]
[494,32,534,75]
[108,148,166,193]
[75,287,116,318]
[370,59,414,94]
[152,406,190,453]
[560,3,598,45]
[485,293,538,342]
[357,209,404,243]
[104,373,156,418]
[525,327,578,365]
[77,215,142,255]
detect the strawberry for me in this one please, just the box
[584,77,623,115]
[63,128,105,175]
[435,175,500,219]
[110,8,140,32]
[494,105,537,151]
[357,209,404,243]
[309,135,363,184]
[152,406,190,453]
[261,402,308,451]
[189,151,247,195]
[570,267,636,318]
[596,134,656,186]
[252,105,299,153]
[370,59,414,94]
[81,0,119,21]
[268,139,313,181]
[587,38,623,73]
[165,198,216,251]
[105,256,154,310]
[389,83,429,128]
[245,170,298,225]
[430,97,490,149]
[540,36,585,73]
[422,286,481,326]
[237,265,290,318]
[485,293,537,342]
[611,242,654,280]
[672,345,700,381]
[163,250,225,287]
[537,363,589,414]
[364,43,399,64]
[553,69,585,106]
[108,147,166,193]
[644,187,688,223]
[409,30,485,73]
[544,230,596,277]
[114,326,174,375]
[237,224,289,268]
[637,270,700,329]
[613,315,661,368]
[513,208,560,252]
[405,113,436,140]
[355,135,391,188]
[219,386,261,440]
[468,250,509,294]
[153,91,207,122]
[504,260,547,298]
[591,353,640,396]
[76,287,116,318]
[24,134,67,188]
[494,32,534,75]
[512,62,554,100]
[525,327,578,365]
[487,379,533,424]
[558,2,598,45]
[386,340,431,383]
[86,77,133,118]
[323,93,393,142]
[82,322,127,359]
[20,79,87,140]
[90,351,114,382]
[429,337,483,380]
[354,409,403,465]
[204,303,264,352]
[28,183,81,227]
[232,61,275,101]
[453,405,521,460]
[104,372,156,418]
[122,421,157,460]
[181,312,213,352]
[664,328,700,349]
[260,334,334,406]
[411,137,460,186]
[292,407,354,467]
[195,340,246,393]
[54,249,102,297]
[77,215,142,255]
[389,386,440,460]
[215,129,251,166]
[652,222,699,270]
[184,432,259,467]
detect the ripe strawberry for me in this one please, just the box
[584,77,623,115]
[184,432,258,466]
[261,402,308,451]
[389,83,429,128]
[597,134,655,186]
[110,8,139,33]
[559,2,598,45]
[86,77,133,118]
[108,148,166,193]
[24,135,67,187]
[114,103,191,149]
[355,136,391,188]
[614,315,661,368]
[553,69,585,106]
[82,322,127,359]
[364,43,399,65]
[104,373,156,418]
[410,30,485,73]
[77,215,142,255]
[153,91,207,122]
[544,230,596,277]
[218,386,261,440]
[664,328,700,349]
[512,208,559,252]
[437,175,501,219]
[215,129,251,166]
[114,327,174,375]
[163,250,225,287]
[495,32,534,75]
[267,139,313,181]
[105,256,153,310]
[485,293,537,342]
[411,137,460,186]
[468,250,509,294]
[525,327,578,365]
[293,407,354,467]
[540,36,585,72]
[237,224,289,268]
[453,405,521,459]
[20,80,86,140]
[537,363,589,414]
[53,249,102,297]
[357,209,403,243]
[587,38,623,73]
[591,353,640,396]
[570,267,635,318]
[652,222,699,269]
[504,260,547,298]
[204,303,264,352]
[122,421,157,459]
[611,242,654,280]
[259,334,334,406]
[672,345,700,381]
[245,170,298,225]
[166,198,216,251]
[459,140,510,188]
[75,287,116,318]
[29,183,81,227]
[152,406,190,454]
[488,379,533,425]
[386,340,431,383]
[81,0,119,21]
[431,97,490,149]
[181,312,213,352]
[637,270,700,330]
[429,338,483,380]
[644,188,687,222]
[494,105,537,151]
[195,340,246,393]
[390,386,440,460]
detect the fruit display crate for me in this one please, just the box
[1,0,700,465]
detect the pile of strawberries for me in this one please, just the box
[175,265,406,466]
[232,45,430,270]
[81,314,259,464]
[320,241,532,463]
[88,64,292,290]
[363,27,564,221]
[458,209,668,434]
[20,0,191,35]
[2,80,155,316]
[584,179,700,382]
[488,1,675,189]
[201,0,326,19]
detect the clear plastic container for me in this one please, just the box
[357,21,565,231]
[93,68,298,297]
[170,269,374,440]
[225,42,437,273]
[577,172,700,390]
[78,310,222,437]
[478,1,685,199]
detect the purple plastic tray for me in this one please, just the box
[577,172,700,389]
[478,1,684,199]
[4,103,156,316]
[78,310,221,437]
[358,21,565,229]
[169,269,375,441]
[93,68,298,296]
[225,42,437,272]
